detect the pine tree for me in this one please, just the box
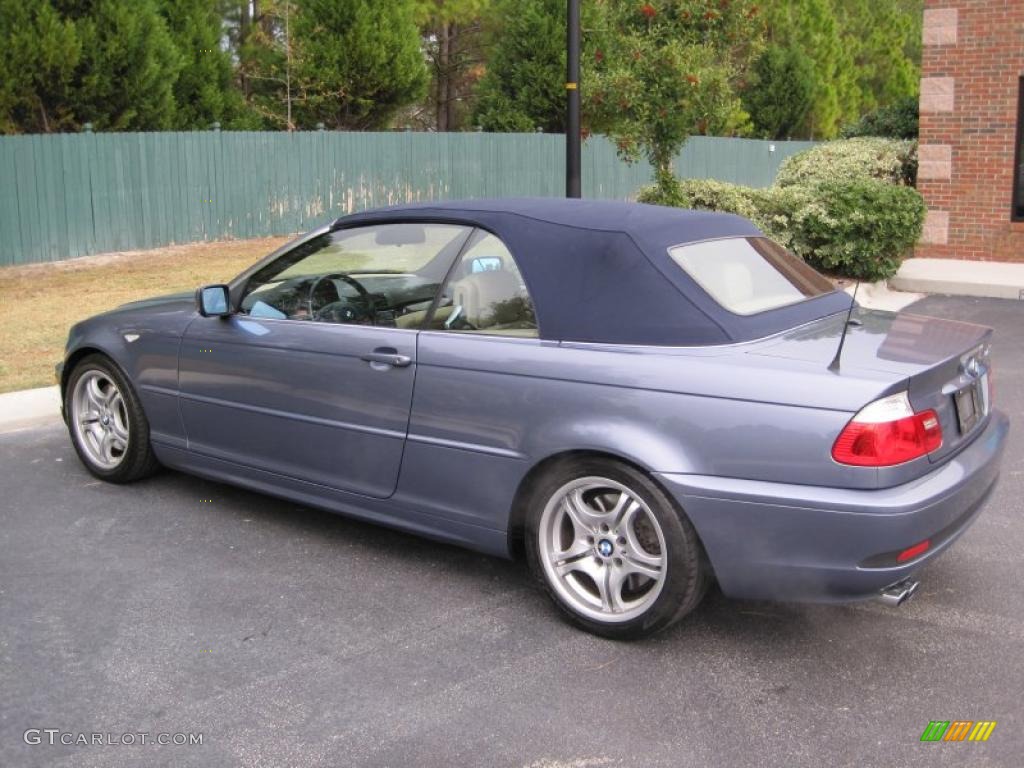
[754,0,922,139]
[0,0,81,133]
[230,0,290,129]
[289,0,428,130]
[158,0,254,129]
[413,0,491,131]
[760,0,854,139]
[1,0,183,132]
[742,45,816,140]
[833,0,921,117]
[471,0,567,133]
[59,0,183,131]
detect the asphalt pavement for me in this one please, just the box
[1,295,1022,768]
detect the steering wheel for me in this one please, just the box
[307,273,375,324]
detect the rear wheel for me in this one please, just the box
[65,354,159,483]
[525,457,708,639]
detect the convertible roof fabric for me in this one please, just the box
[335,198,850,346]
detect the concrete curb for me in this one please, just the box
[0,386,61,434]
[843,280,923,312]
[891,258,1024,300]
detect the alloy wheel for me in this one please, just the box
[71,370,130,470]
[537,476,668,623]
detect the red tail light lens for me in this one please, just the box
[832,392,943,467]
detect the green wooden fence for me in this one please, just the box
[0,131,816,266]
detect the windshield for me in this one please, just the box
[668,236,835,316]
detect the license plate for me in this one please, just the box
[954,381,981,434]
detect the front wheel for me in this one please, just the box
[525,458,708,639]
[65,354,160,483]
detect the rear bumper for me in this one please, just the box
[656,409,1009,602]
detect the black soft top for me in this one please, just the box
[335,198,848,346]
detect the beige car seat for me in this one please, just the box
[450,269,521,328]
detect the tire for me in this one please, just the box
[64,353,160,483]
[525,457,708,640]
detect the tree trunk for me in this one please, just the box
[436,23,450,132]
[445,23,458,131]
[653,153,680,200]
[238,1,253,99]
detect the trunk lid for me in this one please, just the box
[751,307,994,464]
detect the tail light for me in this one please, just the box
[832,392,942,467]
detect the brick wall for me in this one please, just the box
[917,0,1024,262]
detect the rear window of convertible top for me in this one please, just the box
[668,236,835,316]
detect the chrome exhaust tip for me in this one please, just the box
[878,578,919,607]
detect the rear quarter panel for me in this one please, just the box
[403,331,907,539]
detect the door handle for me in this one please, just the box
[361,348,412,368]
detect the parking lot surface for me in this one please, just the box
[1,295,1022,767]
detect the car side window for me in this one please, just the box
[238,223,472,327]
[427,231,538,337]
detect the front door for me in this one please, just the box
[178,222,473,499]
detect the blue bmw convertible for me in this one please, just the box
[58,199,1008,638]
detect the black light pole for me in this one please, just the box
[566,0,581,198]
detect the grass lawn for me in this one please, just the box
[0,236,290,394]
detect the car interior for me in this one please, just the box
[239,224,537,336]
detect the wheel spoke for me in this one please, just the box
[595,566,612,611]
[592,561,629,614]
[612,495,641,532]
[551,532,593,577]
[85,376,106,411]
[621,553,662,581]
[557,552,593,580]
[111,413,129,442]
[562,489,603,535]
[552,535,591,564]
[570,556,612,611]
[623,521,662,568]
[100,431,117,462]
[605,491,627,525]
[84,426,103,455]
[79,410,101,426]
[553,551,591,578]
[606,564,631,613]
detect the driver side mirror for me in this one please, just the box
[196,284,231,317]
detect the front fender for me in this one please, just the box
[59,300,196,446]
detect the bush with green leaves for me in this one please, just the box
[637,175,758,214]
[840,97,919,140]
[774,137,917,188]
[785,179,925,280]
